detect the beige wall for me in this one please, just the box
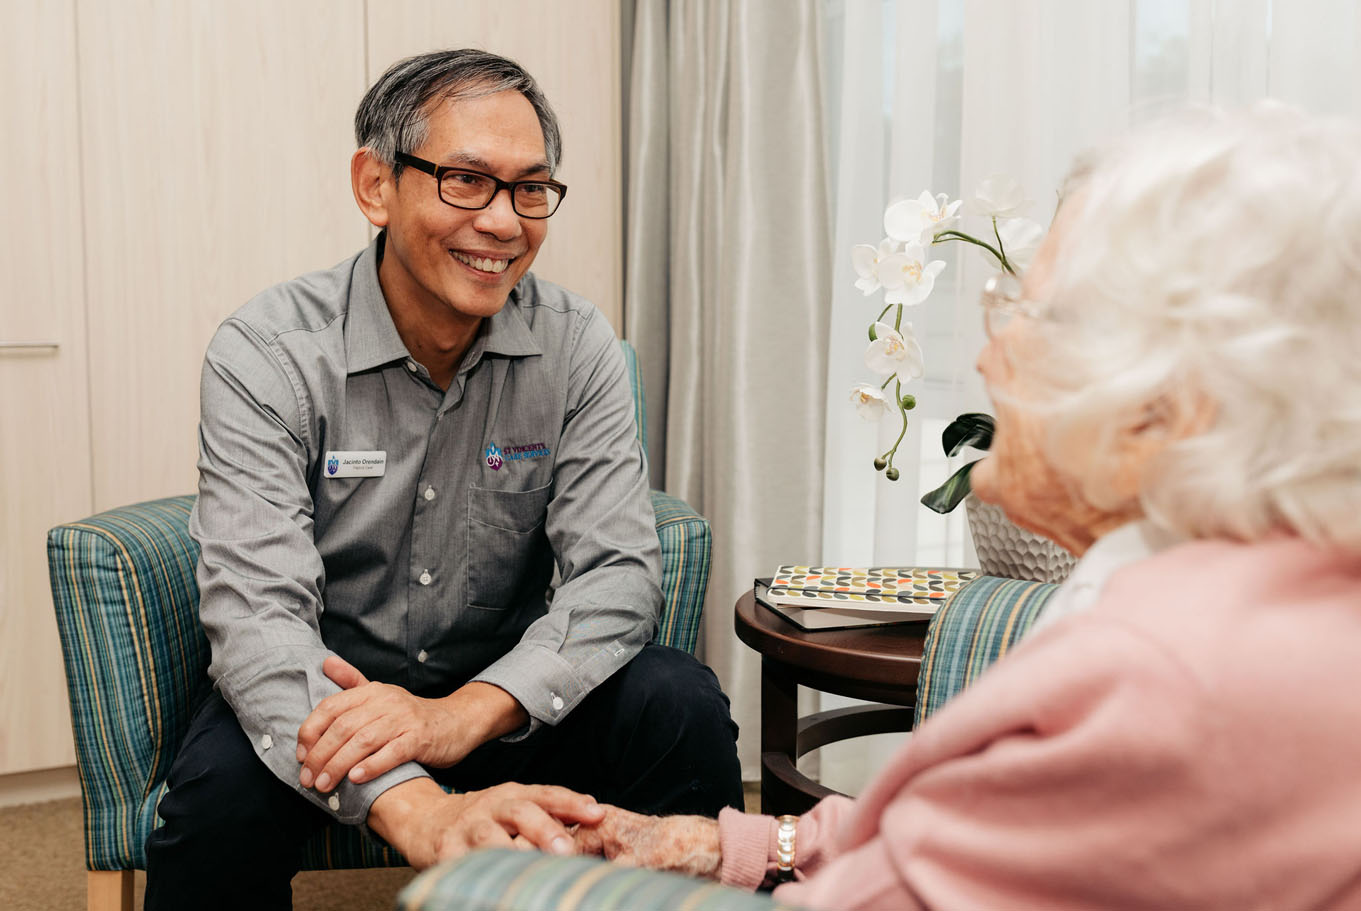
[0,0,622,777]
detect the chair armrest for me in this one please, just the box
[46,495,210,869]
[398,850,805,911]
[650,490,712,655]
[914,575,1060,726]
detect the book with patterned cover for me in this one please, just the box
[765,565,980,612]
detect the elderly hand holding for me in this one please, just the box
[570,807,721,878]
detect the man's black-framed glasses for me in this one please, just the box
[395,152,567,219]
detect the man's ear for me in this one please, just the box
[351,147,393,228]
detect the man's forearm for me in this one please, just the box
[434,680,530,751]
[368,776,449,844]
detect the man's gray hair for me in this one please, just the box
[355,49,562,177]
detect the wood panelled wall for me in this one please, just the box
[0,0,622,776]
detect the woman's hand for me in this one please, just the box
[572,805,722,879]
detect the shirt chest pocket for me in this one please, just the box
[466,483,553,610]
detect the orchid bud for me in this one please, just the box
[900,394,917,410]
[868,324,878,342]
[885,467,901,481]
[873,457,887,471]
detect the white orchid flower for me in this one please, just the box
[995,218,1044,270]
[876,242,947,306]
[884,191,962,245]
[864,321,925,379]
[849,383,890,421]
[968,174,1031,218]
[851,238,898,296]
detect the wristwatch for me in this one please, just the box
[774,814,799,883]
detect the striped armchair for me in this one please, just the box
[45,340,712,911]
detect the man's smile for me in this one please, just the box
[451,249,513,275]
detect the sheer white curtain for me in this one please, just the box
[816,0,1361,791]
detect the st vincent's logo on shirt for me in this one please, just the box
[326,455,339,476]
[486,440,551,471]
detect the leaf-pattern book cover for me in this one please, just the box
[766,565,979,611]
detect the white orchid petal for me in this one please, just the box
[883,199,924,242]
[969,173,1031,217]
[851,244,879,279]
[893,322,926,378]
[924,259,947,279]
[865,322,911,375]
[996,217,1044,270]
[850,383,889,421]
[903,275,934,305]
[876,253,911,289]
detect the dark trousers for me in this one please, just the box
[144,643,742,910]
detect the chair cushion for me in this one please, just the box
[914,575,1060,726]
[399,849,805,910]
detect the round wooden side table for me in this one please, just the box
[734,590,927,815]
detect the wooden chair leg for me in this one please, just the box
[87,870,134,911]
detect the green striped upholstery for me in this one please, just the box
[46,340,712,875]
[651,491,710,654]
[620,338,648,455]
[45,496,207,871]
[914,575,1060,726]
[399,850,804,911]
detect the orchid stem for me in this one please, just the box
[879,378,911,471]
[931,229,1007,269]
[991,217,1014,275]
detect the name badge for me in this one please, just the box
[323,451,387,478]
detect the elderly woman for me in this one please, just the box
[571,104,1361,909]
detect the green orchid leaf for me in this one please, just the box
[941,412,995,457]
[920,459,978,514]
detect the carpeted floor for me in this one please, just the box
[0,785,762,910]
[0,797,413,910]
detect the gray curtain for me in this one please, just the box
[624,0,832,780]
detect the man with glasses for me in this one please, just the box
[145,49,742,909]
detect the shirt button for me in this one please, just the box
[327,794,340,811]
[551,694,564,712]
[405,360,418,373]
[417,649,429,663]
[424,486,435,501]
[419,570,432,585]
[261,734,273,751]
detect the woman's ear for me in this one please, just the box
[351,148,392,228]
[1111,390,1217,500]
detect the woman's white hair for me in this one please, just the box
[1028,102,1361,553]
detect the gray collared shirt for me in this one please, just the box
[190,234,661,826]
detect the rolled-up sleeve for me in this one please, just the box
[193,318,429,825]
[472,309,662,732]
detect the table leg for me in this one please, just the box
[760,655,798,815]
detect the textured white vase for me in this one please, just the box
[965,495,1077,584]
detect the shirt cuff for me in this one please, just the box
[718,807,777,890]
[472,643,595,727]
[245,711,432,827]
